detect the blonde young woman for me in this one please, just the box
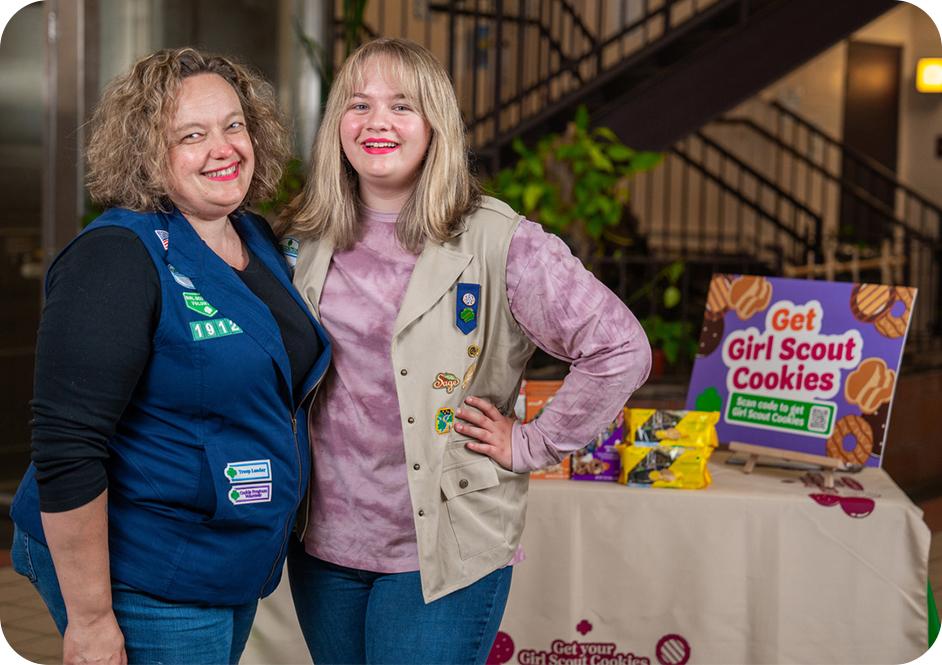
[285,38,650,664]
[10,48,330,665]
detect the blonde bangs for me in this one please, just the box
[285,38,480,251]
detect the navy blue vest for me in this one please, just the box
[11,207,331,605]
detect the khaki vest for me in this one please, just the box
[293,197,536,602]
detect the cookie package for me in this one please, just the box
[571,410,625,482]
[616,409,720,489]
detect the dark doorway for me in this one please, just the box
[839,40,901,246]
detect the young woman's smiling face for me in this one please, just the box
[339,58,432,210]
[166,73,255,225]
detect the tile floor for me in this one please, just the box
[1,528,939,664]
[0,564,61,664]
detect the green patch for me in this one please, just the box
[190,318,243,341]
[183,292,218,317]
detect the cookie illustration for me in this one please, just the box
[487,632,515,665]
[874,286,915,339]
[698,316,724,356]
[729,275,772,320]
[850,284,895,322]
[862,402,889,457]
[825,415,873,465]
[844,357,895,414]
[705,274,733,321]
[572,456,608,475]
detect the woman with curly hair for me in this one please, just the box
[9,47,330,664]
[284,38,650,664]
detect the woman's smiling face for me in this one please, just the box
[166,73,255,225]
[339,57,432,209]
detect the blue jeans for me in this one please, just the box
[10,525,258,665]
[287,539,512,665]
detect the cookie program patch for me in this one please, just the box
[435,407,454,434]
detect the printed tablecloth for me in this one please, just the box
[243,452,931,664]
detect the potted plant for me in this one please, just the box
[486,105,662,267]
[627,261,698,377]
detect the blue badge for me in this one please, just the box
[456,283,480,335]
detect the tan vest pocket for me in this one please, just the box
[441,457,507,560]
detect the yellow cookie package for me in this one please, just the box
[615,409,720,489]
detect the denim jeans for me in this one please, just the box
[10,525,258,665]
[287,539,512,665]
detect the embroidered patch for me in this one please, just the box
[432,372,460,394]
[168,264,195,289]
[224,459,272,484]
[228,483,272,505]
[155,229,169,251]
[280,237,299,268]
[183,292,218,317]
[462,362,478,390]
[455,283,480,334]
[435,408,454,434]
[467,344,480,358]
[190,318,243,341]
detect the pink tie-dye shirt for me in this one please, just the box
[304,206,650,572]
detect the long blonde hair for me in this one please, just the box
[86,47,290,212]
[284,38,480,251]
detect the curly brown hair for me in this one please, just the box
[86,47,290,212]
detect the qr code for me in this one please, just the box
[808,406,830,433]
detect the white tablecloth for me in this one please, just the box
[243,453,931,664]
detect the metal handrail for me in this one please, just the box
[769,100,942,217]
[712,117,935,245]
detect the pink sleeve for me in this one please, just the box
[506,220,652,473]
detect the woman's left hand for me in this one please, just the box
[454,396,515,470]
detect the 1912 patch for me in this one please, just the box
[190,318,243,341]
[435,408,455,434]
[455,283,480,334]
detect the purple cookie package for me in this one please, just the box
[571,410,626,482]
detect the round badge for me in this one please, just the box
[462,293,476,306]
[467,344,480,358]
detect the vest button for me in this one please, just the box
[418,509,425,517]
[413,463,420,471]
[400,368,408,376]
[407,416,415,424]
[458,479,469,489]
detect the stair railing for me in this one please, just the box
[623,129,820,269]
[331,0,750,161]
[710,98,942,352]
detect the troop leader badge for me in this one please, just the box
[456,283,481,334]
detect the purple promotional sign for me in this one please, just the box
[685,275,916,467]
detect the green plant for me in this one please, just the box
[628,260,698,368]
[640,315,698,366]
[255,157,306,218]
[486,105,662,265]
